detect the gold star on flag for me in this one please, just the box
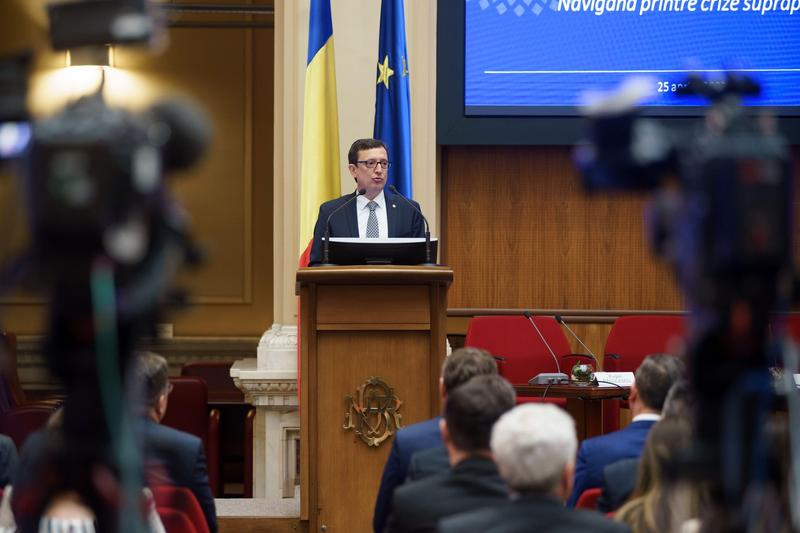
[376,55,394,89]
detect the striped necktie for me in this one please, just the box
[366,201,379,238]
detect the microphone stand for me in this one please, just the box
[524,311,569,385]
[321,188,366,266]
[555,315,599,362]
[388,185,435,266]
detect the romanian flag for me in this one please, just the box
[299,0,341,250]
[373,0,413,197]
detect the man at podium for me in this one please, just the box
[309,138,426,265]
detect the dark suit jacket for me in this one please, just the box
[407,445,449,482]
[374,417,442,533]
[0,434,18,486]
[142,419,217,533]
[597,457,639,512]
[567,419,657,507]
[309,189,425,265]
[386,457,508,533]
[439,494,630,533]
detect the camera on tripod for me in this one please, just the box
[0,3,212,530]
[574,72,797,529]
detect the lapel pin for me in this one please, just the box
[392,204,396,208]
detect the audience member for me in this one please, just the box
[567,354,685,507]
[11,406,166,532]
[385,375,515,532]
[373,347,497,533]
[135,351,217,533]
[439,404,627,533]
[405,445,449,482]
[36,491,96,532]
[598,379,695,512]
[615,418,702,533]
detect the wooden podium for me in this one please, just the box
[297,266,453,533]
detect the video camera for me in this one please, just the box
[575,73,796,530]
[0,2,210,531]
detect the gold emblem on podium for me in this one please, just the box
[343,377,403,447]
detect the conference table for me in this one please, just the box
[514,383,630,441]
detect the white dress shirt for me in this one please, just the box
[631,413,661,423]
[356,190,389,238]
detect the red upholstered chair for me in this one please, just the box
[465,315,571,406]
[181,362,244,404]
[770,314,800,345]
[152,485,210,533]
[0,333,64,451]
[157,507,198,533]
[0,332,63,413]
[181,361,249,497]
[786,315,800,343]
[575,487,602,510]
[0,333,26,412]
[602,315,686,433]
[0,403,58,449]
[161,377,221,497]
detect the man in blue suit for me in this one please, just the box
[309,138,425,265]
[137,352,218,533]
[385,375,516,533]
[439,404,627,533]
[566,354,685,507]
[373,347,498,533]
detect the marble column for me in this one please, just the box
[223,0,304,516]
[229,324,299,515]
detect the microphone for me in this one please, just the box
[554,315,599,365]
[523,311,569,385]
[321,188,366,266]
[388,184,435,266]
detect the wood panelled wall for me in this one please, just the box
[442,145,800,361]
[0,2,274,336]
[442,146,682,310]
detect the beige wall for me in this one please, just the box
[0,1,275,336]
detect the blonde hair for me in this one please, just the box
[615,418,702,533]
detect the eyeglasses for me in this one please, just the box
[356,159,391,169]
[166,383,174,395]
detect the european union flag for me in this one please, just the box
[373,0,413,198]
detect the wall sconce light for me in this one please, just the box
[65,45,114,68]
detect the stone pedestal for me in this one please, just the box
[230,323,299,517]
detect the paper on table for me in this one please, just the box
[594,371,635,388]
